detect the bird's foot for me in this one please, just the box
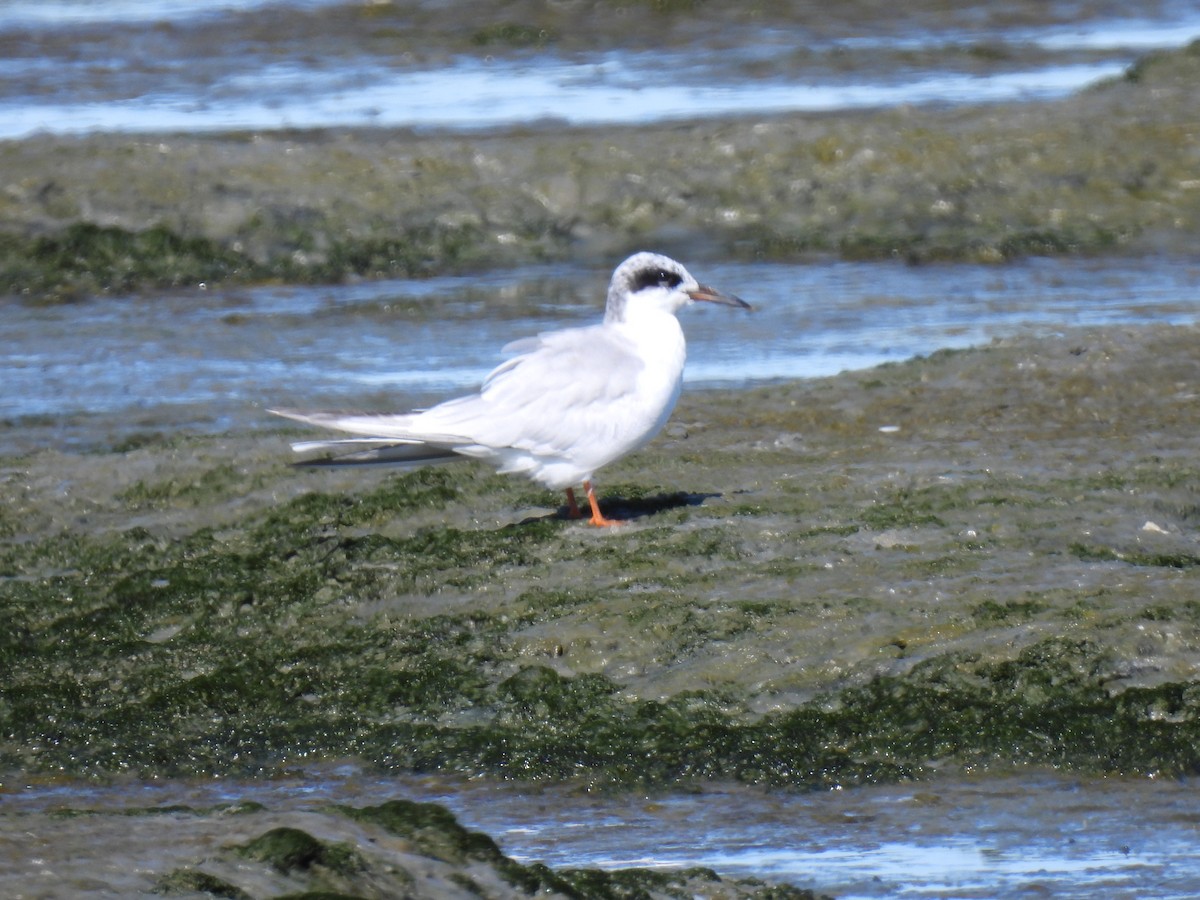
[563,484,623,526]
[584,481,624,527]
[587,512,623,527]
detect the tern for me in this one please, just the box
[271,252,750,526]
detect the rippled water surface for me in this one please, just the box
[2,1,1200,138]
[3,256,1198,455]
[0,56,1133,140]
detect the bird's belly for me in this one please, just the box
[586,329,685,467]
[500,314,686,489]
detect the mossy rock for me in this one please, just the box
[236,826,362,876]
[334,799,503,865]
[153,869,254,898]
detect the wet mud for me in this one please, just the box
[5,321,1200,783]
[2,40,1199,300]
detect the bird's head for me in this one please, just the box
[604,252,749,323]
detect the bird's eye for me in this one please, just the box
[632,268,683,292]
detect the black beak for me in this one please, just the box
[687,285,752,310]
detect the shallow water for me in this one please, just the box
[5,770,1200,898]
[0,55,1130,140]
[3,256,1198,454]
[0,0,342,26]
[3,1,1200,138]
[473,775,1200,899]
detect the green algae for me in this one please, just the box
[470,22,555,48]
[154,870,254,898]
[1071,543,1200,570]
[119,463,266,510]
[1121,35,1200,84]
[335,799,501,865]
[237,827,363,876]
[551,867,820,900]
[0,219,490,302]
[0,223,250,302]
[810,639,1200,775]
[4,325,1200,786]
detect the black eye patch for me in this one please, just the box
[631,267,683,292]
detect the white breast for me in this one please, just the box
[593,309,687,461]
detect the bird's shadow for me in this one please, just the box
[598,490,721,523]
[517,491,721,527]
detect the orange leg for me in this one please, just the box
[564,487,583,519]
[584,480,622,527]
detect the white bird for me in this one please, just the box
[270,252,749,526]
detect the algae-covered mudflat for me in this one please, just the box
[3,1,1200,896]
[5,321,1200,895]
[6,320,1200,785]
